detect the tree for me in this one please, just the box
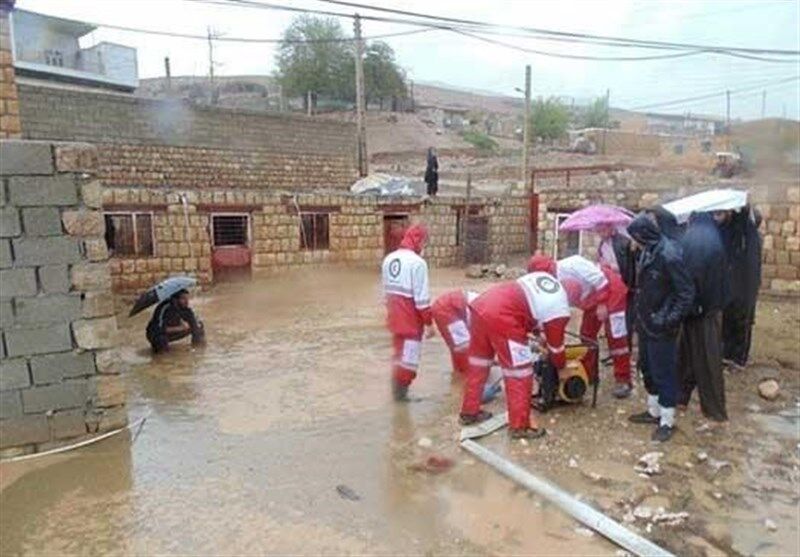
[275,16,353,108]
[529,97,570,141]
[363,41,406,109]
[582,96,610,128]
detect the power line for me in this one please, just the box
[626,75,799,111]
[312,0,800,56]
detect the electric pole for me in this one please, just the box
[725,89,731,128]
[207,26,217,104]
[761,90,766,119]
[605,88,611,125]
[354,14,368,177]
[164,56,172,94]
[522,64,531,192]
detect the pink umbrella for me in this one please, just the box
[558,205,634,232]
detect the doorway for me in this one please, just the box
[383,214,409,254]
[211,213,252,281]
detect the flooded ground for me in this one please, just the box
[1,267,798,556]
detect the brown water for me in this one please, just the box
[0,268,612,556]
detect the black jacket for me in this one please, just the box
[146,299,202,339]
[720,207,762,311]
[680,212,730,316]
[628,214,695,339]
[611,233,637,290]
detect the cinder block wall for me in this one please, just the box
[0,140,126,457]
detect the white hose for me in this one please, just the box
[0,413,150,464]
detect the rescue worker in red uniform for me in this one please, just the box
[431,289,478,377]
[382,224,434,401]
[528,254,633,398]
[460,272,570,439]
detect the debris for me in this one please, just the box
[409,455,455,475]
[712,492,723,500]
[336,484,361,501]
[587,472,603,482]
[622,512,636,524]
[652,510,689,526]
[758,379,780,401]
[707,458,732,475]
[633,506,653,520]
[746,403,762,413]
[684,462,694,469]
[764,518,778,532]
[466,265,484,279]
[568,457,579,469]
[615,551,632,557]
[635,452,664,476]
[696,451,708,462]
[494,264,507,277]
[574,526,595,537]
[696,423,712,433]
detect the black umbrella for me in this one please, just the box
[129,276,197,317]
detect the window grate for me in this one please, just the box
[300,213,330,251]
[212,215,249,247]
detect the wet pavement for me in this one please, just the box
[0,268,613,556]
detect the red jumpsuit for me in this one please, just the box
[431,289,477,376]
[529,255,631,385]
[382,225,431,387]
[461,273,570,431]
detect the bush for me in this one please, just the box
[461,130,498,153]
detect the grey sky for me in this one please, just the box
[15,0,800,120]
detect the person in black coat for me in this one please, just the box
[677,212,730,421]
[424,147,439,196]
[626,212,695,442]
[146,289,205,353]
[718,207,762,367]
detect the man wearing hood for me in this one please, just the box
[677,212,730,422]
[627,212,694,442]
[382,224,434,401]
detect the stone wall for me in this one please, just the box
[0,3,20,139]
[17,83,358,190]
[101,186,526,292]
[0,140,126,456]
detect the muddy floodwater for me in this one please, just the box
[1,268,619,556]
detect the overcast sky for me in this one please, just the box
[14,0,800,120]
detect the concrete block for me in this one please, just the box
[30,351,95,384]
[97,406,128,432]
[0,299,12,328]
[21,380,89,413]
[0,390,23,419]
[50,409,88,440]
[15,294,81,325]
[82,290,115,318]
[0,141,54,176]
[0,415,50,449]
[8,175,78,207]
[38,265,70,294]
[62,210,104,237]
[0,268,37,299]
[0,359,30,391]
[72,317,118,350]
[92,375,126,408]
[0,207,21,238]
[12,236,81,266]
[21,207,62,236]
[53,143,97,173]
[80,181,103,209]
[5,324,73,357]
[94,349,122,375]
[84,238,109,262]
[71,262,111,291]
[0,239,11,268]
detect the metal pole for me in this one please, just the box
[726,89,731,127]
[164,57,171,93]
[460,440,675,557]
[307,90,312,116]
[207,27,216,104]
[522,65,531,191]
[605,88,610,126]
[354,14,368,177]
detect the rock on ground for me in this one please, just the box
[758,379,780,400]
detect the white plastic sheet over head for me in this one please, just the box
[663,188,748,224]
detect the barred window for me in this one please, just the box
[104,213,155,257]
[212,214,249,247]
[300,213,329,251]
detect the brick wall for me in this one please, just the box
[17,83,358,190]
[0,140,126,457]
[0,4,21,138]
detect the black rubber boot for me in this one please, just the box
[628,411,660,425]
[652,424,676,443]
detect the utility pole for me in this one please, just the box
[522,64,531,192]
[207,26,217,104]
[725,89,731,128]
[353,14,368,177]
[307,90,312,116]
[761,90,766,119]
[164,56,172,94]
[605,88,611,125]
[409,79,415,111]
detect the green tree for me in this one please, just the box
[581,96,610,128]
[275,16,353,108]
[529,97,570,141]
[363,41,406,109]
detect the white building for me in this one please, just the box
[10,9,138,91]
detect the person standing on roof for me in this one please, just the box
[677,212,730,422]
[528,254,633,399]
[626,212,694,442]
[459,271,571,440]
[382,224,435,401]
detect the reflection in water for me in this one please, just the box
[0,268,610,556]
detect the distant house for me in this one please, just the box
[644,112,724,136]
[11,9,138,91]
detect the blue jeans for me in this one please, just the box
[639,337,678,409]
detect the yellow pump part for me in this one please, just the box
[557,360,590,403]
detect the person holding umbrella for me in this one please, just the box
[129,276,206,353]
